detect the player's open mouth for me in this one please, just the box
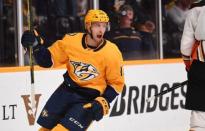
[97,35,102,38]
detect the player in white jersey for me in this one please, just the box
[180,4,205,131]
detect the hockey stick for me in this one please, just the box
[146,80,188,103]
[27,0,35,109]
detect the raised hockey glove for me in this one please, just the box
[83,97,110,121]
[21,30,44,49]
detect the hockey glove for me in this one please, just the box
[21,30,44,49]
[83,97,110,121]
[184,60,191,71]
[182,54,191,72]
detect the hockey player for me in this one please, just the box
[21,9,125,131]
[180,5,205,131]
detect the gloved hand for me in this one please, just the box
[182,54,191,72]
[21,30,43,49]
[184,60,191,72]
[83,97,110,121]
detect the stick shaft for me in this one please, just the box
[27,0,35,109]
[29,46,35,108]
[155,80,188,97]
[146,80,188,102]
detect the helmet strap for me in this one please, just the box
[85,24,94,40]
[90,27,94,39]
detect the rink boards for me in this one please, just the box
[0,59,191,131]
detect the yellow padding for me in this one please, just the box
[38,127,50,131]
[95,97,109,115]
[51,124,69,131]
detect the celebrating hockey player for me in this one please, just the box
[21,9,125,131]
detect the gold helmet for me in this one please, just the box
[84,9,109,25]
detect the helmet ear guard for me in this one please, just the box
[106,22,111,32]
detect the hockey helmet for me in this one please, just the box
[84,9,109,25]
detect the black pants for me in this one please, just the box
[185,60,205,111]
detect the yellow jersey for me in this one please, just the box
[48,33,124,95]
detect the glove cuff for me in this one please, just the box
[182,54,190,61]
[95,97,109,116]
[33,30,44,45]
[182,54,192,71]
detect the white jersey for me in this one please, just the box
[180,6,205,61]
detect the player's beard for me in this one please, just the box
[94,34,103,44]
[89,28,104,46]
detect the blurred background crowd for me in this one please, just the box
[0,0,205,66]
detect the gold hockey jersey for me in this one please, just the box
[48,33,124,95]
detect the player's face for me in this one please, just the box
[90,22,107,43]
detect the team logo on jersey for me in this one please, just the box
[70,61,99,81]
